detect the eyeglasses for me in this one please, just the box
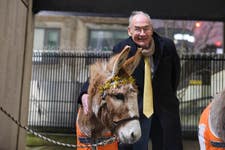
[133,26,152,34]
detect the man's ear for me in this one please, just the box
[128,27,132,36]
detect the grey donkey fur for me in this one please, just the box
[210,90,225,141]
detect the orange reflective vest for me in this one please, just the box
[76,109,118,150]
[199,103,225,150]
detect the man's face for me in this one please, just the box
[128,14,153,49]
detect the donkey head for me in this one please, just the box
[210,90,225,141]
[87,45,142,144]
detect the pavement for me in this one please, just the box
[26,139,200,150]
[148,139,199,150]
[183,139,199,150]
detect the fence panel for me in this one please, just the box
[28,51,111,133]
[28,51,225,138]
[178,54,225,138]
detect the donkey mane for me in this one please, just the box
[210,89,225,141]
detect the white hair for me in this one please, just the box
[128,11,152,27]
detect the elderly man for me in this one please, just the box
[78,11,183,150]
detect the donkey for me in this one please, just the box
[76,45,142,150]
[198,89,225,150]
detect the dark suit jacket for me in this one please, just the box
[112,32,181,116]
[78,32,181,116]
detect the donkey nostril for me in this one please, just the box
[131,132,135,138]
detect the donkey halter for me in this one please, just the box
[98,75,139,132]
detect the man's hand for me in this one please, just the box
[81,94,89,115]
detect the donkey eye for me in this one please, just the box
[114,93,124,101]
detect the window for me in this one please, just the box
[154,27,195,53]
[33,28,60,50]
[152,20,223,54]
[88,29,128,51]
[33,28,60,63]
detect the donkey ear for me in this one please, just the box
[122,48,142,75]
[111,45,130,77]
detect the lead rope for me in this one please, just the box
[0,105,116,149]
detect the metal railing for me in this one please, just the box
[178,53,225,138]
[28,51,111,133]
[28,51,225,138]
